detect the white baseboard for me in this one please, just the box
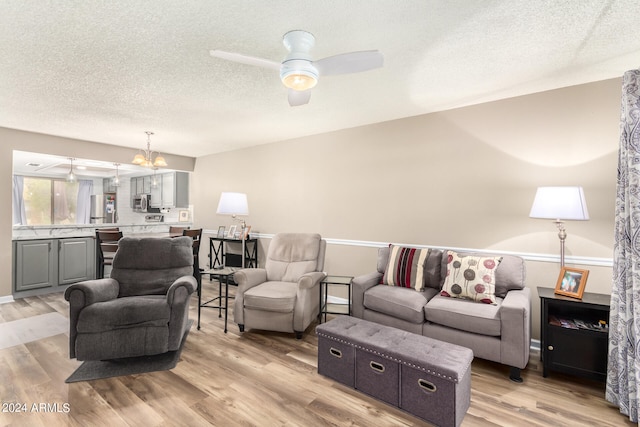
[0,295,15,305]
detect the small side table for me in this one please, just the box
[538,286,610,381]
[199,267,238,333]
[319,275,354,324]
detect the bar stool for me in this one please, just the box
[183,228,202,293]
[169,226,190,234]
[95,229,123,278]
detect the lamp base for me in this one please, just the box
[554,220,567,267]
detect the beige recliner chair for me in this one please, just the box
[233,233,326,339]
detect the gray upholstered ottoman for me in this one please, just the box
[317,316,473,427]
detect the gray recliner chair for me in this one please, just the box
[64,236,197,361]
[233,233,326,339]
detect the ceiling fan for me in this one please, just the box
[210,30,384,107]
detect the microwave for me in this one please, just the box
[133,194,151,212]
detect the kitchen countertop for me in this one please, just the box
[12,222,193,240]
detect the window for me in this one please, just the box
[23,177,79,225]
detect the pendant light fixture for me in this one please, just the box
[66,158,76,183]
[151,167,158,188]
[132,131,168,168]
[112,163,120,187]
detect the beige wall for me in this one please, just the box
[2,78,620,341]
[0,128,195,299]
[192,78,621,340]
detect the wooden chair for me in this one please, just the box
[183,228,203,292]
[169,226,190,234]
[96,230,123,279]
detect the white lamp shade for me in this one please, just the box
[529,186,589,220]
[216,192,249,216]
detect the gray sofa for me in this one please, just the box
[352,246,531,382]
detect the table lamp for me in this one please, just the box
[216,192,249,267]
[529,186,589,267]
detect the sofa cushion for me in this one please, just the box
[243,281,297,313]
[425,294,502,336]
[440,251,525,298]
[77,295,170,333]
[440,251,501,304]
[382,245,430,291]
[378,246,443,290]
[364,286,438,324]
[492,255,526,297]
[265,233,322,282]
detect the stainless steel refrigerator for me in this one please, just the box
[90,193,117,223]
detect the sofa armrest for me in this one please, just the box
[166,275,198,350]
[293,271,327,331]
[166,275,197,306]
[234,268,268,291]
[298,271,327,290]
[233,268,268,326]
[500,287,531,369]
[63,278,119,359]
[64,278,119,306]
[351,272,383,319]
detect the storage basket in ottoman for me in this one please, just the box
[317,316,473,427]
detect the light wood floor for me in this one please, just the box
[0,283,633,427]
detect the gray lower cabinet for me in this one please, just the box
[14,237,95,294]
[58,238,95,285]
[14,239,57,291]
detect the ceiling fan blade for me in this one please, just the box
[209,50,281,70]
[288,89,311,107]
[314,50,383,76]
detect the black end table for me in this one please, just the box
[199,267,238,333]
[319,275,353,323]
[538,286,610,381]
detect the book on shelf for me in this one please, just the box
[550,315,608,332]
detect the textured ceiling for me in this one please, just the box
[1,0,639,158]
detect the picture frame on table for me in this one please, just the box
[242,225,252,240]
[217,226,225,238]
[227,225,237,239]
[554,267,589,299]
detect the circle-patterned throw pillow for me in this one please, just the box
[440,251,502,304]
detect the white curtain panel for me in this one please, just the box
[608,69,640,423]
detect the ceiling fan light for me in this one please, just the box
[281,59,318,91]
[281,69,317,91]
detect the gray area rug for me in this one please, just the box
[65,320,192,383]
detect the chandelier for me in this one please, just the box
[132,131,167,168]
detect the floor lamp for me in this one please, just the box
[216,192,249,268]
[529,186,589,267]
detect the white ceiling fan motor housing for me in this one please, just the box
[280,30,318,91]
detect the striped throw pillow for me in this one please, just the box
[382,245,430,291]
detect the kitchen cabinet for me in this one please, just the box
[14,237,95,294]
[103,177,118,193]
[58,237,95,285]
[150,171,189,208]
[150,176,162,208]
[14,239,57,291]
